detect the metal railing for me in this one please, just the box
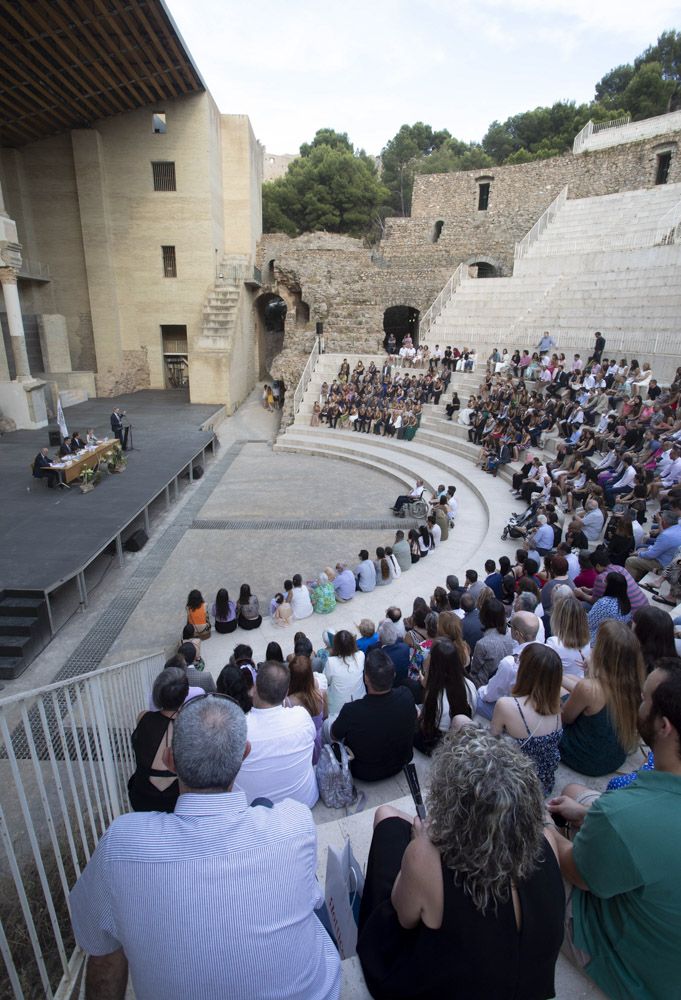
[418,262,468,341]
[0,651,165,999]
[515,186,568,259]
[655,198,681,245]
[573,115,631,153]
[291,338,320,421]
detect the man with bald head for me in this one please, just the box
[476,611,541,720]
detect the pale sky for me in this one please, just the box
[166,0,681,155]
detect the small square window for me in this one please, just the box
[162,245,177,278]
[478,183,490,211]
[152,161,176,191]
[152,112,167,134]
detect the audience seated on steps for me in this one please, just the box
[233,660,318,807]
[329,648,416,781]
[70,695,341,1000]
[476,610,541,720]
[356,729,564,1000]
[547,664,681,1000]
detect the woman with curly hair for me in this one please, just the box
[357,728,564,999]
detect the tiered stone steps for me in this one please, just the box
[423,183,681,381]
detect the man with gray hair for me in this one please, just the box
[70,695,340,1000]
[476,611,541,720]
[378,618,411,683]
[234,660,318,807]
[513,591,546,642]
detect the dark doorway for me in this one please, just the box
[161,325,188,388]
[256,293,287,375]
[656,151,672,185]
[471,261,498,278]
[383,305,420,351]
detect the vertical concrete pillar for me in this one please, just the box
[0,268,30,378]
[71,129,123,374]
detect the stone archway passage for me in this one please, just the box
[256,293,287,376]
[383,305,420,351]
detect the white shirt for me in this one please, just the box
[582,508,605,542]
[546,636,590,677]
[324,652,365,717]
[565,552,580,580]
[234,706,318,807]
[70,793,340,1000]
[478,640,542,705]
[290,585,313,620]
[430,522,442,547]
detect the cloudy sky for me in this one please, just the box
[166,0,680,155]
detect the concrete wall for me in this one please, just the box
[0,94,263,404]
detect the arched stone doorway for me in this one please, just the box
[255,293,287,377]
[383,305,420,351]
[464,254,502,278]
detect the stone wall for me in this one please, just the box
[407,129,681,274]
[95,349,151,397]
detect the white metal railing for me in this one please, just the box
[573,115,631,153]
[515,186,568,259]
[655,198,681,245]
[418,262,468,341]
[291,338,320,420]
[0,651,165,999]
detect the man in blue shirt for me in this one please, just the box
[355,550,377,592]
[483,560,504,600]
[625,511,681,580]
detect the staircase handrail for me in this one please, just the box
[655,197,681,245]
[573,115,631,153]
[514,186,569,260]
[292,338,320,420]
[0,650,165,999]
[419,262,467,341]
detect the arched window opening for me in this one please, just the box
[431,220,445,243]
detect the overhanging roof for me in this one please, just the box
[0,0,205,148]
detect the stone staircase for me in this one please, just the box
[424,184,681,382]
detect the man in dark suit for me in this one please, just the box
[33,447,60,488]
[71,431,86,451]
[59,436,73,457]
[110,408,128,449]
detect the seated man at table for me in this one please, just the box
[71,431,87,451]
[32,447,60,489]
[59,436,73,458]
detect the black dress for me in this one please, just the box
[128,712,179,813]
[357,818,564,1000]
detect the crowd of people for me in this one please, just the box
[67,332,681,1000]
[310,355,454,439]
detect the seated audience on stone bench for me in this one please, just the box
[414,638,475,756]
[356,729,564,1000]
[333,562,356,602]
[186,589,211,638]
[236,583,262,630]
[129,667,187,813]
[324,629,365,717]
[559,619,644,777]
[71,695,341,999]
[234,660,318,807]
[212,587,237,634]
[476,611,541,720]
[330,648,415,781]
[548,666,681,1000]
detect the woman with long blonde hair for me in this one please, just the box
[560,619,644,776]
[546,596,590,677]
[435,610,471,670]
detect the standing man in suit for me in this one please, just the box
[110,408,128,449]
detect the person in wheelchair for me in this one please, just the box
[391,480,425,514]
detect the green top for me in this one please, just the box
[311,581,336,614]
[573,770,681,1000]
[559,704,626,776]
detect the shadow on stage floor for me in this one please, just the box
[0,390,218,593]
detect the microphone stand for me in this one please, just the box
[122,418,134,451]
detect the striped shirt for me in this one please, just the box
[69,792,341,1000]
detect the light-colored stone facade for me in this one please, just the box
[0,92,263,406]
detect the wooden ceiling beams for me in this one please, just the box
[0,0,204,147]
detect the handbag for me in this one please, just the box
[315,743,356,808]
[324,838,365,959]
